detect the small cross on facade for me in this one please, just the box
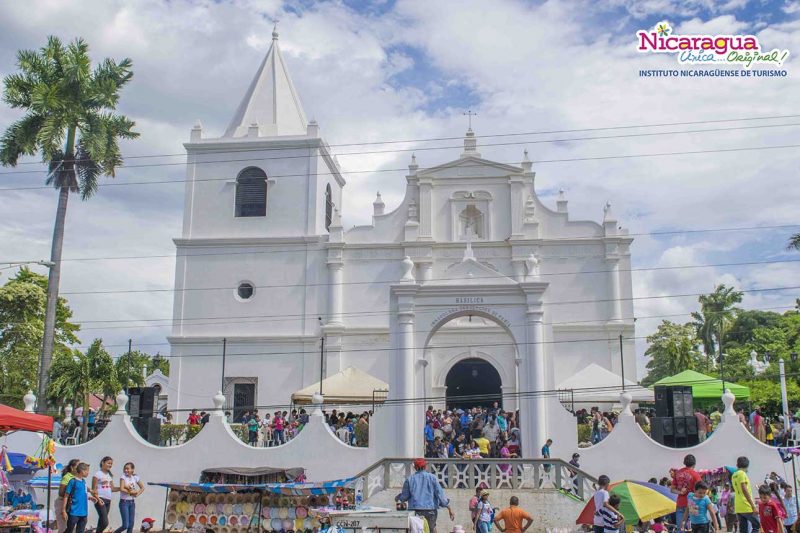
[463,109,477,129]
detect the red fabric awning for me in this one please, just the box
[0,403,53,433]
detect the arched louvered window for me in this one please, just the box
[235,167,267,217]
[325,183,333,231]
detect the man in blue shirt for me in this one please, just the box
[424,421,435,443]
[396,458,455,533]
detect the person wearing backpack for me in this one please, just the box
[474,490,494,533]
[62,463,97,533]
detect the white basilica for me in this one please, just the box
[167,28,635,457]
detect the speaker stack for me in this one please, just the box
[652,385,698,448]
[127,387,161,444]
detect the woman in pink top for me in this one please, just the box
[273,413,285,444]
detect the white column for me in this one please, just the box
[607,257,622,322]
[327,261,344,326]
[419,180,433,240]
[509,178,525,237]
[397,308,417,457]
[523,307,547,457]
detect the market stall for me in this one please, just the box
[0,403,54,533]
[150,477,389,532]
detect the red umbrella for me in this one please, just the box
[0,403,53,433]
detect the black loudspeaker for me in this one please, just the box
[654,386,694,417]
[654,386,670,417]
[673,391,686,417]
[127,387,156,418]
[650,417,674,444]
[674,416,688,437]
[132,417,161,445]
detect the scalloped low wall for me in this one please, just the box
[7,401,384,529]
[6,391,792,530]
[571,392,792,487]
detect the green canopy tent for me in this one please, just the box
[653,370,750,405]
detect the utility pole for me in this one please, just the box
[318,317,325,396]
[619,334,625,391]
[221,338,227,392]
[125,339,132,395]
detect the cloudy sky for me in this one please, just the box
[1,0,798,378]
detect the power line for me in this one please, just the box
[52,260,800,297]
[6,113,800,168]
[1,143,799,191]
[86,304,796,347]
[40,287,800,331]
[4,224,799,265]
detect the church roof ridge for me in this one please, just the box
[223,29,308,138]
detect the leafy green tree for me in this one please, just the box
[724,310,783,349]
[697,284,743,372]
[48,338,116,441]
[149,353,169,376]
[0,36,138,412]
[0,268,79,408]
[741,379,800,416]
[114,349,149,391]
[642,320,703,386]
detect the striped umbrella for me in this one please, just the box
[577,480,677,525]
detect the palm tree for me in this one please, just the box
[48,339,117,442]
[689,310,715,370]
[697,284,743,379]
[789,233,800,251]
[0,36,138,412]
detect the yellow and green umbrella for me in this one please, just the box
[577,480,677,525]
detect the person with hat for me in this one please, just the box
[473,489,494,533]
[396,458,455,533]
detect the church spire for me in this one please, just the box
[223,27,308,138]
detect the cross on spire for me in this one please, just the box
[463,109,477,130]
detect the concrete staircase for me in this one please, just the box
[365,487,585,531]
[353,458,596,532]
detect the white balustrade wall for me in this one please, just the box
[7,388,794,530]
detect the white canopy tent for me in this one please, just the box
[291,366,389,405]
[557,363,653,404]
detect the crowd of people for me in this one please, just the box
[393,452,799,533]
[54,457,147,533]
[422,403,522,459]
[575,403,800,448]
[182,407,372,448]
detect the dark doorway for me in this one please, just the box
[232,383,255,422]
[445,358,502,410]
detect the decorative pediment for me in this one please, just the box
[430,256,518,286]
[418,156,523,179]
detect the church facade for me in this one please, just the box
[167,29,635,457]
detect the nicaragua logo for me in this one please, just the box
[636,21,789,68]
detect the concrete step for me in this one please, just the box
[365,488,585,532]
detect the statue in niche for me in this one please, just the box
[525,252,540,278]
[459,204,484,239]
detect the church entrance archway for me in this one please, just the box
[445,357,502,410]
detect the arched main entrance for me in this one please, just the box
[445,357,502,410]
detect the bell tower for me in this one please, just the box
[180,26,345,240]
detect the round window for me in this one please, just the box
[236,282,255,301]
